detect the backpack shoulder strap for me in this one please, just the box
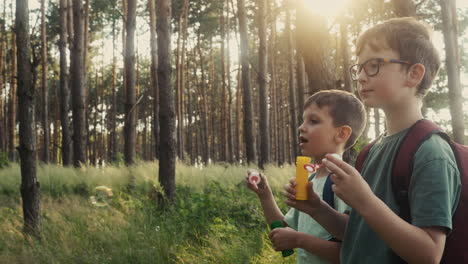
[309,172,335,209]
[323,173,335,209]
[355,137,381,172]
[392,119,442,222]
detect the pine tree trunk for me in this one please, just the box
[59,0,71,166]
[286,10,298,157]
[257,0,269,168]
[53,80,60,163]
[340,19,352,92]
[8,27,17,161]
[196,31,210,164]
[440,0,465,144]
[108,12,117,162]
[124,0,136,165]
[238,0,257,164]
[295,4,335,94]
[41,0,49,163]
[220,6,228,162]
[225,0,234,163]
[149,0,159,160]
[16,0,40,237]
[71,0,87,167]
[0,9,5,153]
[157,0,176,202]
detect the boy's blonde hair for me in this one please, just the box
[356,17,441,97]
[304,90,366,149]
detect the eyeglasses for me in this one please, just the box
[349,58,412,81]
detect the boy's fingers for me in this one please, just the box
[289,177,297,186]
[325,154,355,175]
[307,182,319,198]
[284,184,296,196]
[322,158,347,178]
[284,191,296,200]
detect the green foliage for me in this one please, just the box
[0,152,9,169]
[0,162,296,263]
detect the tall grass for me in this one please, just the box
[0,161,296,263]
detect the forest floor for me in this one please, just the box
[0,162,297,263]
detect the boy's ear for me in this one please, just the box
[334,125,352,145]
[406,63,425,88]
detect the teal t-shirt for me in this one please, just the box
[284,174,349,264]
[340,129,461,264]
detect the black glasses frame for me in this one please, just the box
[349,58,412,81]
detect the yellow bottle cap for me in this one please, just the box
[296,156,311,164]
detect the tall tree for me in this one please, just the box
[149,0,159,160]
[8,23,17,161]
[225,0,234,163]
[295,3,335,94]
[59,0,71,166]
[16,0,40,236]
[286,9,298,158]
[108,2,118,162]
[340,17,352,92]
[41,0,49,163]
[71,0,87,167]
[238,0,257,164]
[196,31,210,164]
[257,0,269,168]
[157,0,176,201]
[440,0,465,144]
[124,0,137,165]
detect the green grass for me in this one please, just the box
[0,161,297,264]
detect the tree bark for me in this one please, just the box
[41,0,49,163]
[108,9,117,162]
[286,10,298,157]
[8,25,17,161]
[196,31,210,164]
[440,0,465,144]
[257,0,269,168]
[295,4,335,94]
[59,0,71,166]
[238,0,257,164]
[157,0,176,202]
[225,0,234,163]
[340,18,352,92]
[124,0,137,165]
[16,0,40,237]
[149,0,159,160]
[71,0,87,167]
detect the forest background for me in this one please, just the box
[0,0,467,263]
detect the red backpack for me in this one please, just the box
[355,119,468,264]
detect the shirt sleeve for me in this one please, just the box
[283,207,299,231]
[408,136,461,232]
[334,194,350,215]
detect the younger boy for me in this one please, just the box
[246,90,366,264]
[284,17,461,264]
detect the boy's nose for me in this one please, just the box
[357,70,367,84]
[298,123,305,132]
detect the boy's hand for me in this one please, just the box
[323,154,375,210]
[268,227,298,251]
[284,178,322,216]
[245,170,271,199]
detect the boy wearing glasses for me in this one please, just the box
[284,17,460,263]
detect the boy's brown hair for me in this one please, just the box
[304,90,366,149]
[356,17,441,97]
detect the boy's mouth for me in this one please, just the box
[360,89,373,94]
[299,136,308,146]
